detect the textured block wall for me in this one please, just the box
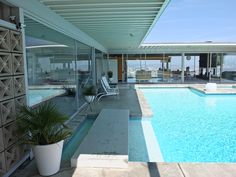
[0,26,29,176]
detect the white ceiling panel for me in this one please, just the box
[39,0,170,50]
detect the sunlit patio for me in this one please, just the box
[1,0,236,177]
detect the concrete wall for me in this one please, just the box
[0,25,29,176]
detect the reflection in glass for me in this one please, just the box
[76,41,92,107]
[25,17,78,116]
[222,54,236,82]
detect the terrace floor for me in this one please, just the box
[11,83,236,177]
[80,85,153,118]
[14,162,236,177]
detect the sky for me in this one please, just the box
[144,0,236,43]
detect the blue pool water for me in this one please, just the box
[62,119,94,161]
[140,88,236,162]
[129,120,149,161]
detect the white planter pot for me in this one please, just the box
[85,95,95,103]
[109,77,113,83]
[33,140,64,176]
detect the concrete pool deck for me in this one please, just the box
[11,83,236,177]
[80,86,153,118]
[27,162,236,177]
[71,109,129,168]
[191,84,236,94]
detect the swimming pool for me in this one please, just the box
[138,88,236,162]
[62,119,94,161]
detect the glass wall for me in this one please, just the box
[76,41,92,107]
[24,16,93,116]
[169,54,182,83]
[222,53,236,82]
[125,52,236,84]
[103,53,109,77]
[184,55,200,82]
[95,49,103,83]
[127,54,182,83]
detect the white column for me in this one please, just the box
[181,53,185,83]
[91,47,96,86]
[19,8,30,106]
[74,40,79,109]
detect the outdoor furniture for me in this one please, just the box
[96,77,119,101]
[135,70,151,82]
[101,76,119,92]
[163,71,171,81]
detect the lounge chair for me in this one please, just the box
[101,76,119,91]
[96,77,119,101]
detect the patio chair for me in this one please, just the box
[96,77,119,101]
[101,76,119,91]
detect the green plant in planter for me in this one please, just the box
[107,70,113,79]
[17,102,71,176]
[82,85,97,96]
[17,102,71,145]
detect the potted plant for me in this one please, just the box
[107,70,113,83]
[17,102,71,176]
[82,85,97,103]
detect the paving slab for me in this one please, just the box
[71,109,129,168]
[180,163,236,177]
[80,88,153,118]
[153,163,184,177]
[71,162,184,177]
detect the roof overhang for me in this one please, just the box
[5,0,107,52]
[39,0,170,50]
[109,43,236,54]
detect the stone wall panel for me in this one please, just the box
[0,27,10,52]
[0,24,26,176]
[14,76,25,97]
[15,95,26,112]
[0,77,14,101]
[10,30,22,53]
[3,122,18,149]
[0,128,4,152]
[0,52,12,76]
[5,144,20,171]
[0,151,6,175]
[0,99,15,126]
[12,53,24,75]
